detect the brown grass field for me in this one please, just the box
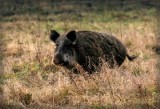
[0,1,160,109]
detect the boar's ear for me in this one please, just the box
[66,30,76,44]
[50,30,60,42]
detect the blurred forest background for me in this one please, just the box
[0,0,160,109]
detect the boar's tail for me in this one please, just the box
[126,54,138,61]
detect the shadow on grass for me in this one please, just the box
[0,33,5,79]
[0,24,6,107]
[155,1,160,108]
[0,103,158,109]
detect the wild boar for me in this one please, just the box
[50,30,137,73]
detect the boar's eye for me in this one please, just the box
[55,43,59,46]
[67,43,72,47]
[65,43,75,48]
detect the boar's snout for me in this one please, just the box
[53,54,69,66]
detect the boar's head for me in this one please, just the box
[50,30,78,68]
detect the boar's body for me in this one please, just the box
[50,30,136,74]
[74,31,127,72]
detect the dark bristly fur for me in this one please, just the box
[50,30,137,73]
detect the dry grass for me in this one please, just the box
[1,20,158,108]
[0,3,159,109]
